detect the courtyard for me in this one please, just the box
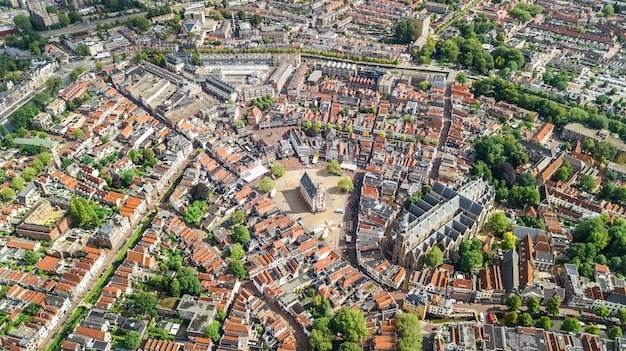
[272,168,351,249]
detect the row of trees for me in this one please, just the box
[187,47,399,66]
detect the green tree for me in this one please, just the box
[596,305,611,318]
[310,328,333,351]
[68,11,82,24]
[72,44,91,57]
[24,250,39,265]
[546,296,560,316]
[69,65,87,79]
[81,156,93,165]
[0,188,16,202]
[593,141,617,162]
[250,14,263,26]
[326,160,341,175]
[424,246,443,268]
[507,295,522,312]
[258,176,274,193]
[535,316,552,330]
[69,197,97,228]
[123,331,142,349]
[13,14,31,32]
[230,243,245,260]
[460,250,483,272]
[339,342,361,351]
[394,20,417,44]
[502,232,517,250]
[168,279,181,297]
[120,169,136,188]
[216,308,227,321]
[602,4,615,16]
[396,313,423,351]
[456,72,468,83]
[418,81,431,91]
[205,321,221,342]
[579,175,596,192]
[584,324,600,335]
[561,317,580,333]
[72,129,84,138]
[176,267,203,296]
[608,326,623,339]
[311,295,331,319]
[23,303,41,316]
[338,177,354,192]
[435,38,460,62]
[552,163,573,182]
[21,167,37,182]
[508,186,540,208]
[228,260,247,280]
[333,306,368,342]
[132,291,158,316]
[129,16,151,31]
[183,201,203,226]
[516,172,536,187]
[502,311,518,326]
[190,183,210,201]
[11,176,25,191]
[58,13,70,26]
[167,255,183,271]
[230,209,247,226]
[617,307,626,324]
[271,163,285,177]
[526,296,540,314]
[233,225,250,244]
[488,212,508,235]
[142,148,157,167]
[518,313,533,327]
[128,149,141,164]
[574,217,610,250]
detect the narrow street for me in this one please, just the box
[429,80,453,180]
[242,281,311,351]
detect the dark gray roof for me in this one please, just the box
[519,140,556,158]
[513,226,545,241]
[300,172,318,199]
[534,251,554,264]
[502,249,519,293]
[120,318,146,333]
[606,292,626,305]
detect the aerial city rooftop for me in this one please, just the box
[0,0,626,350]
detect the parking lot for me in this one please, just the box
[272,168,350,249]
